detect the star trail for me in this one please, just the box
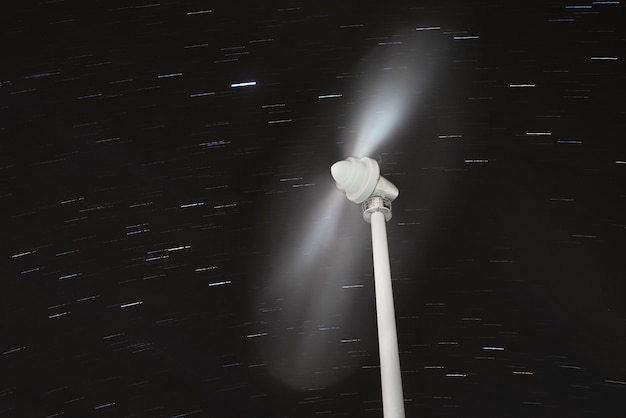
[1,1,625,417]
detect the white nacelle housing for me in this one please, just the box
[331,157,399,204]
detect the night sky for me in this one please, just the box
[2,1,625,417]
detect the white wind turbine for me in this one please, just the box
[258,30,437,418]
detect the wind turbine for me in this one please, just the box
[330,156,404,418]
[256,28,440,416]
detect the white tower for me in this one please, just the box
[331,157,405,418]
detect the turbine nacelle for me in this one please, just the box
[331,157,399,204]
[331,157,399,223]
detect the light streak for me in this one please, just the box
[231,81,256,87]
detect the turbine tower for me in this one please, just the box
[331,156,405,418]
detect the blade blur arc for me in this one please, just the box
[257,189,369,390]
[347,31,430,157]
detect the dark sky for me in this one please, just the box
[2,1,625,417]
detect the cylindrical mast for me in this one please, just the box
[331,157,405,418]
[369,210,405,418]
